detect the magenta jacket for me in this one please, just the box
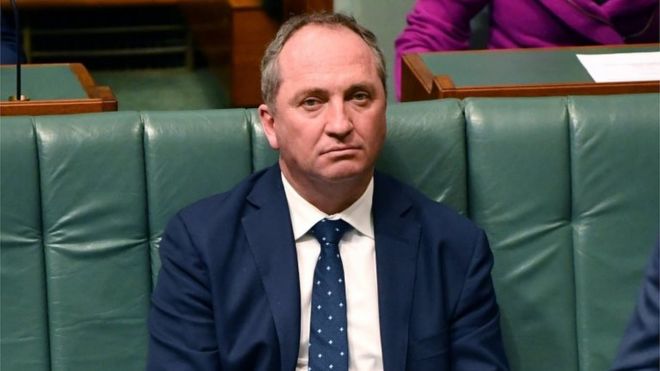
[395,0,659,99]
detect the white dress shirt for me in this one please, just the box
[281,174,384,371]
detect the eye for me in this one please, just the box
[301,97,322,110]
[351,91,371,105]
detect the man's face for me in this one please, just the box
[259,24,387,189]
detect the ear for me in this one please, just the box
[258,103,280,150]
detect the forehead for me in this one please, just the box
[277,24,378,82]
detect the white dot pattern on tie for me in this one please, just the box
[308,218,352,371]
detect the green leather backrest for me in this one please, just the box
[467,97,578,371]
[1,117,50,371]
[0,102,465,371]
[142,110,253,285]
[1,111,253,371]
[37,113,150,371]
[376,99,468,213]
[1,95,658,371]
[466,94,659,371]
[568,95,658,370]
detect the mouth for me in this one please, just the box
[321,146,361,156]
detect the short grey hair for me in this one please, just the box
[260,12,387,108]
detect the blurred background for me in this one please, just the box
[1,0,416,110]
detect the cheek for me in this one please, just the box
[358,114,387,149]
[277,124,318,157]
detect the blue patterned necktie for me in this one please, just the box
[308,218,352,371]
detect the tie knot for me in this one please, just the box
[311,218,352,246]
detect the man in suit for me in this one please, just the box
[147,12,509,371]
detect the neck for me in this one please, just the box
[280,163,372,215]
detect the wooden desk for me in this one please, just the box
[401,44,660,101]
[0,63,117,115]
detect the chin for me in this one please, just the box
[318,163,372,183]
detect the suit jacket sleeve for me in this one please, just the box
[450,230,509,370]
[147,212,220,371]
[611,240,660,371]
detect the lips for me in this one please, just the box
[321,145,361,155]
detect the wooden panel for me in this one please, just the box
[187,0,332,107]
[0,63,117,115]
[231,6,278,107]
[228,0,261,8]
[1,0,184,8]
[181,1,231,69]
[283,0,332,15]
[401,53,434,102]
[184,0,278,107]
[401,44,660,101]
[435,80,659,99]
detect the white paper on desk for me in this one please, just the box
[576,51,660,82]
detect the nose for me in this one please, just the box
[324,99,353,138]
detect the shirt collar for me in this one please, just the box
[281,173,374,240]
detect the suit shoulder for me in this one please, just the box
[173,167,271,226]
[376,172,480,236]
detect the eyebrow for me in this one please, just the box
[288,82,379,105]
[344,83,376,96]
[289,88,328,105]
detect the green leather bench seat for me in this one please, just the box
[1,94,658,371]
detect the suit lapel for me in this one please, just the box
[373,173,421,371]
[240,169,421,370]
[242,166,300,371]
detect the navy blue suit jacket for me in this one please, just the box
[611,240,660,370]
[147,165,509,370]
